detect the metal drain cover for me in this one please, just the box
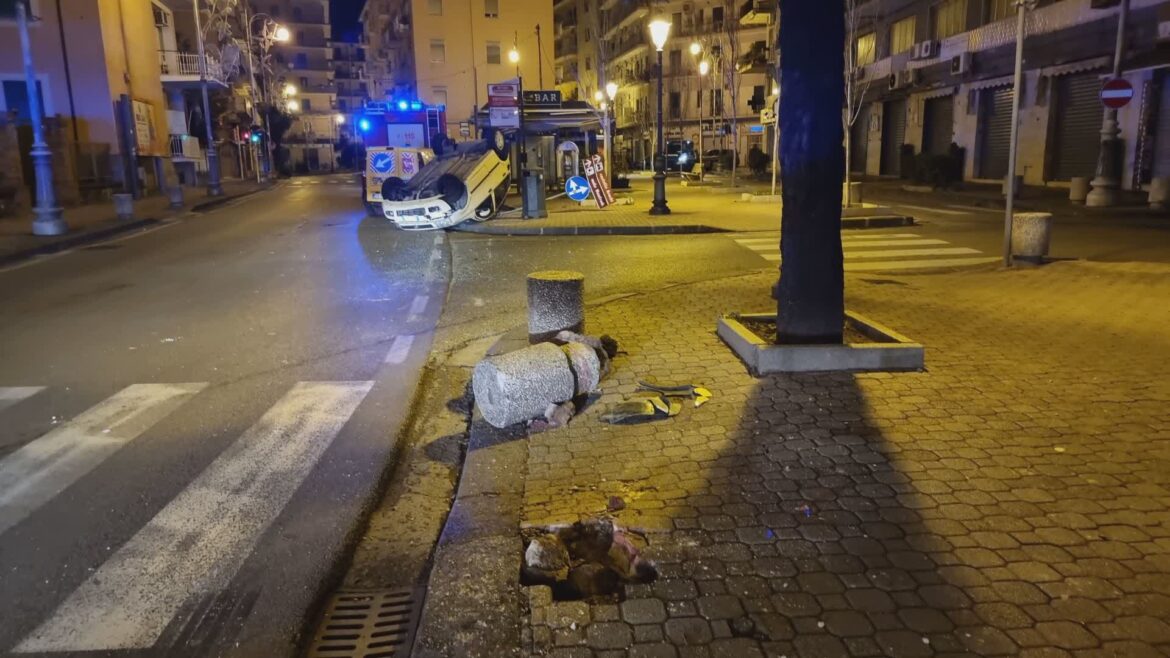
[307,588,423,658]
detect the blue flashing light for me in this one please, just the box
[397,100,409,111]
[359,118,371,132]
[249,132,261,143]
[410,101,422,110]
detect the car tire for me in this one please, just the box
[365,202,382,217]
[485,128,509,160]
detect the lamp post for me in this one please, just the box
[698,56,710,182]
[192,0,223,196]
[648,18,671,215]
[333,113,344,170]
[243,11,289,181]
[16,1,66,235]
[605,81,618,181]
[1002,0,1038,266]
[1085,0,1130,207]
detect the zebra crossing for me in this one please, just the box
[0,380,374,653]
[287,177,359,186]
[733,231,1000,272]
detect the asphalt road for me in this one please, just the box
[0,174,443,657]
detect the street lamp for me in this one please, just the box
[287,99,300,112]
[242,9,288,181]
[274,25,291,42]
[697,57,710,181]
[648,18,671,215]
[284,83,298,97]
[602,82,618,177]
[689,41,701,57]
[16,1,66,235]
[1086,0,1130,207]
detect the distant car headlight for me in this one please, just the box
[679,154,689,163]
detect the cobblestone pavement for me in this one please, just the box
[520,261,1170,657]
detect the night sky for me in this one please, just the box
[331,0,364,42]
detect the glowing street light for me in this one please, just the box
[274,25,291,42]
[594,90,604,103]
[605,81,618,101]
[648,18,672,215]
[335,114,345,124]
[508,47,520,64]
[689,42,701,57]
[699,59,710,76]
[286,99,299,112]
[283,83,298,97]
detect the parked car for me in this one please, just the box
[379,131,511,231]
[701,149,737,173]
[666,140,697,173]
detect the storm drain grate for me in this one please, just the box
[307,588,423,658]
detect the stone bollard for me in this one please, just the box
[1069,177,1090,205]
[527,270,585,343]
[168,186,184,210]
[1149,178,1169,211]
[842,181,863,206]
[112,193,134,220]
[473,342,600,428]
[1011,212,1052,263]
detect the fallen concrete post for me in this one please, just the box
[473,342,578,428]
[527,270,584,343]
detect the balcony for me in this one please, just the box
[169,134,205,166]
[738,0,774,27]
[736,41,771,74]
[603,0,649,39]
[159,51,226,88]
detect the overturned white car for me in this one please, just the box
[379,131,511,230]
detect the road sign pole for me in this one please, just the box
[1086,0,1130,208]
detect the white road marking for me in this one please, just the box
[891,203,973,216]
[409,294,429,316]
[433,234,443,245]
[740,239,948,251]
[0,386,45,414]
[0,383,206,536]
[384,335,415,364]
[759,247,980,262]
[844,257,1000,272]
[735,233,920,245]
[430,249,442,261]
[16,381,373,652]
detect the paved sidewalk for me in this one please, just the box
[0,179,273,265]
[460,180,910,235]
[493,261,1170,657]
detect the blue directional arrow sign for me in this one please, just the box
[371,152,396,175]
[565,176,590,202]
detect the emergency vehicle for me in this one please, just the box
[359,100,447,215]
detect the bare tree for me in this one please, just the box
[720,0,742,186]
[844,0,878,206]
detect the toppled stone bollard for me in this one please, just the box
[528,270,585,343]
[473,342,577,428]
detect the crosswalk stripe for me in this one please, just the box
[843,257,1000,272]
[16,381,373,653]
[740,239,948,252]
[734,233,920,245]
[0,386,44,413]
[892,203,973,216]
[758,247,981,262]
[0,383,206,536]
[410,294,429,315]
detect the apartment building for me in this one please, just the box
[362,0,555,141]
[848,0,1170,190]
[261,0,338,170]
[554,0,774,170]
[333,35,369,140]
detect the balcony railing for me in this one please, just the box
[158,51,225,84]
[169,134,203,161]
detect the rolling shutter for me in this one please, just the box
[1050,74,1103,181]
[881,99,907,176]
[850,103,870,173]
[1154,72,1170,179]
[923,95,955,156]
[978,87,1012,180]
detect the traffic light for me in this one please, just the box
[249,125,263,143]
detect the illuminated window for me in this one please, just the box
[855,32,876,67]
[890,16,916,54]
[484,0,498,18]
[932,0,967,39]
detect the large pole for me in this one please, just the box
[193,0,224,196]
[770,95,779,195]
[536,24,544,88]
[650,48,670,214]
[18,1,67,236]
[1085,0,1130,207]
[698,65,704,180]
[1002,0,1030,267]
[242,6,265,182]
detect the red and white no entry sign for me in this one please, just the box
[1100,78,1134,109]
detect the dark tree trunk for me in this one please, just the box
[775,0,846,344]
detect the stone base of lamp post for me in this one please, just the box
[650,171,671,215]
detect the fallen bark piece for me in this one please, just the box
[607,496,626,512]
[600,399,658,424]
[557,518,614,563]
[561,342,602,394]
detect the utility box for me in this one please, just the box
[523,169,547,219]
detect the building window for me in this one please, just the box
[302,98,312,111]
[427,0,442,15]
[295,53,308,68]
[484,0,498,18]
[712,6,723,31]
[293,6,302,21]
[430,39,445,63]
[270,4,279,17]
[669,91,680,119]
[339,99,347,110]
[932,0,967,40]
[296,30,305,44]
[890,16,916,54]
[585,56,592,71]
[300,76,308,89]
[855,32,876,67]
[487,41,501,64]
[986,0,1014,22]
[669,49,681,73]
[713,89,723,115]
[433,86,448,106]
[696,89,702,109]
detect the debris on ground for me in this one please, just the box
[606,496,626,512]
[600,394,681,424]
[529,401,576,433]
[522,518,657,601]
[636,378,713,407]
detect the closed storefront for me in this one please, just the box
[881,99,906,176]
[1049,74,1103,181]
[851,103,870,173]
[978,87,1012,180]
[923,95,955,156]
[1154,71,1170,179]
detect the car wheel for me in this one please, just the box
[365,202,381,217]
[485,128,509,160]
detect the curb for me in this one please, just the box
[411,329,530,658]
[0,186,274,269]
